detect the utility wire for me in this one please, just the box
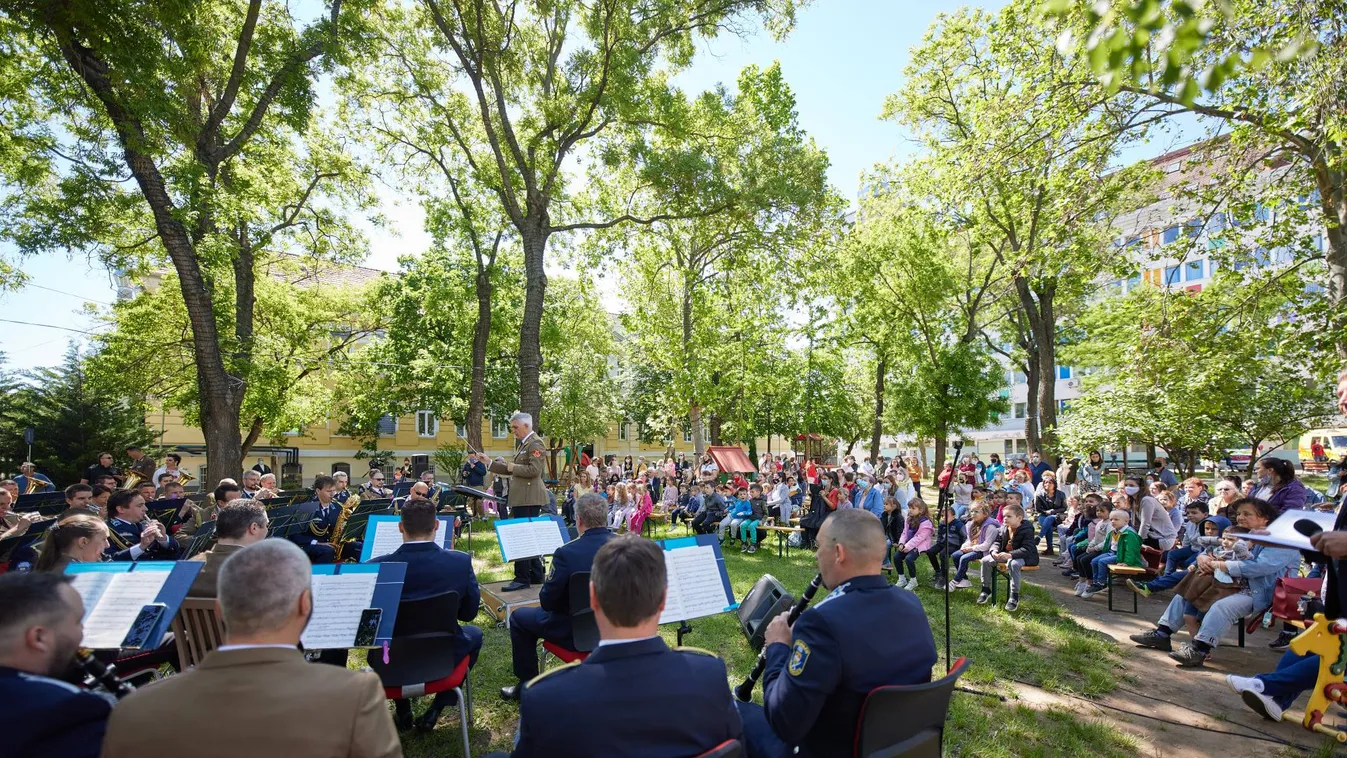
[22,283,114,306]
[0,318,102,335]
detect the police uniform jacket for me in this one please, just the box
[535,527,613,642]
[289,499,341,547]
[0,665,110,758]
[513,637,742,758]
[489,432,548,508]
[762,574,937,758]
[369,542,480,658]
[105,518,180,561]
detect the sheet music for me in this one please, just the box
[1243,509,1339,551]
[80,571,171,649]
[365,517,454,560]
[659,545,731,624]
[497,519,564,561]
[301,573,379,649]
[69,572,115,624]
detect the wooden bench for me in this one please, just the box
[761,524,803,559]
[1106,564,1151,614]
[989,561,1039,606]
[641,511,669,538]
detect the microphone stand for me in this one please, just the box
[936,441,1005,702]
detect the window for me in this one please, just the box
[455,422,467,439]
[683,428,693,443]
[1004,440,1014,457]
[282,427,300,436]
[703,427,711,442]
[491,416,509,439]
[1162,225,1181,244]
[618,422,628,441]
[1012,370,1027,384]
[1015,439,1028,454]
[1013,402,1027,419]
[1126,273,1141,291]
[1185,259,1204,281]
[1164,265,1180,285]
[1057,366,1072,380]
[1058,399,1071,414]
[332,462,351,475]
[376,415,396,436]
[416,411,438,438]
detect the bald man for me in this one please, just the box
[736,508,938,758]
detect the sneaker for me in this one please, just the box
[1005,594,1019,612]
[1060,568,1077,577]
[930,579,947,590]
[1074,581,1088,597]
[1127,579,1151,598]
[951,579,973,589]
[740,544,748,553]
[976,589,992,605]
[1168,642,1208,667]
[881,562,894,571]
[906,577,920,591]
[1129,629,1173,651]
[747,545,756,554]
[1227,675,1283,721]
[1080,583,1106,599]
[1269,630,1295,652]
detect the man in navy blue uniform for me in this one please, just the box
[368,498,481,732]
[105,489,181,561]
[0,572,111,758]
[737,508,938,758]
[510,534,742,757]
[290,474,356,563]
[500,492,613,701]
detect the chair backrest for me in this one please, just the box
[695,739,743,758]
[170,597,227,669]
[391,590,461,638]
[854,657,969,758]
[569,571,599,652]
[1140,545,1164,572]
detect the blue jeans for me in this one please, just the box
[950,550,984,581]
[736,701,790,758]
[1257,650,1320,710]
[1038,515,1058,551]
[1090,551,1117,585]
[1164,545,1197,575]
[1144,570,1186,592]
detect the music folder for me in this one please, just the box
[657,534,739,625]
[494,515,569,562]
[301,562,406,650]
[359,514,457,561]
[65,561,204,650]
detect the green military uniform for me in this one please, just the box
[490,431,549,586]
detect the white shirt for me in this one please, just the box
[596,635,660,648]
[216,644,300,652]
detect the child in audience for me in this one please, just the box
[881,495,903,572]
[894,498,934,591]
[1207,524,1252,584]
[977,503,1038,611]
[670,483,700,525]
[1081,509,1142,598]
[630,481,655,534]
[721,487,752,543]
[609,483,635,531]
[928,504,967,586]
[740,484,765,554]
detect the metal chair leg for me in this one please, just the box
[454,685,469,758]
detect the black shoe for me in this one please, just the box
[415,705,443,732]
[1005,594,1019,612]
[1269,630,1295,652]
[976,590,991,605]
[1168,643,1208,667]
[394,700,414,731]
[1129,629,1173,651]
[500,683,521,701]
[501,580,530,592]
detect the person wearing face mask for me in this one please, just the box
[1027,451,1051,486]
[1252,458,1308,515]
[856,475,885,519]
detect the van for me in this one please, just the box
[1300,428,1347,466]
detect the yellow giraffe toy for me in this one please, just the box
[1288,613,1347,742]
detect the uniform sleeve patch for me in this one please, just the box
[788,640,810,676]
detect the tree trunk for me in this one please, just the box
[1312,159,1347,360]
[467,267,492,451]
[869,352,886,463]
[690,404,705,458]
[932,432,947,481]
[683,282,705,458]
[518,227,549,428]
[1015,276,1056,456]
[709,413,723,447]
[1024,358,1041,454]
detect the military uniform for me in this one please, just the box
[0,666,110,758]
[737,574,938,758]
[508,526,613,683]
[513,637,742,758]
[105,517,181,562]
[489,431,549,585]
[334,487,353,505]
[287,499,354,564]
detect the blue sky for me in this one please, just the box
[0,0,1024,369]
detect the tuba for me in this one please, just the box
[176,470,196,488]
[122,471,144,491]
[24,476,46,494]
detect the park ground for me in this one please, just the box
[358,516,1347,758]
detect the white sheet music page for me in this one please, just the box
[69,572,115,624]
[301,573,379,649]
[80,571,171,649]
[498,520,563,561]
[365,520,403,560]
[529,520,564,557]
[659,545,730,625]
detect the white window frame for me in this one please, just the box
[683,428,693,443]
[491,416,509,439]
[618,423,628,441]
[416,411,439,438]
[455,422,468,439]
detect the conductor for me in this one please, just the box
[474,411,548,591]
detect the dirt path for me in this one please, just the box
[1013,566,1340,756]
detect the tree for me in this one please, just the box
[5,0,375,486]
[0,347,158,486]
[361,0,802,428]
[540,277,620,475]
[888,0,1152,455]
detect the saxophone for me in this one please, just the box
[331,492,362,561]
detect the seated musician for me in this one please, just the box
[361,468,391,498]
[89,485,112,518]
[0,573,111,758]
[257,472,279,496]
[367,499,481,732]
[135,480,158,507]
[104,490,181,562]
[62,483,94,515]
[509,535,742,757]
[159,477,199,532]
[288,474,355,564]
[500,493,614,702]
[0,479,18,501]
[333,471,353,503]
[1,486,45,541]
[240,469,262,499]
[737,509,938,758]
[188,501,268,598]
[34,513,108,573]
[101,540,401,758]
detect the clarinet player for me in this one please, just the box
[736,509,938,758]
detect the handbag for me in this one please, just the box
[1175,571,1243,613]
[1272,576,1322,621]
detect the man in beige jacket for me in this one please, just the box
[101,539,401,758]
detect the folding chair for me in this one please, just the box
[541,571,599,671]
[853,657,969,758]
[696,739,743,757]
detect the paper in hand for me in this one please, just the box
[1242,509,1339,551]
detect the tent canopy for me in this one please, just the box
[708,446,756,474]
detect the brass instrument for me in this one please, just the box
[332,492,362,560]
[122,471,145,491]
[176,470,196,487]
[24,475,49,495]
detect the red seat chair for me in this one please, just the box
[696,739,743,757]
[853,657,969,758]
[368,591,474,757]
[539,571,599,672]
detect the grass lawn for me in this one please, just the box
[368,521,1137,758]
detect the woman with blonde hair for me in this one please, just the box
[35,513,108,573]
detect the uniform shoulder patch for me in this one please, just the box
[524,660,581,689]
[673,646,720,659]
[532,449,543,457]
[788,640,810,676]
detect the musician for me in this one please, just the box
[150,452,184,486]
[511,535,742,757]
[124,445,156,481]
[257,472,279,495]
[181,481,238,542]
[160,479,201,537]
[104,490,181,562]
[0,573,110,758]
[0,478,18,500]
[499,493,611,701]
[80,452,121,486]
[737,509,938,758]
[367,499,481,731]
[136,479,159,505]
[101,540,401,758]
[361,469,391,498]
[475,411,548,592]
[188,500,268,598]
[0,487,44,542]
[34,512,108,573]
[15,462,54,494]
[333,471,354,503]
[59,483,94,515]
[90,485,113,518]
[460,455,487,518]
[289,474,352,564]
[240,469,262,499]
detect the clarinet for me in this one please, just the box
[735,573,824,702]
[77,650,136,700]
